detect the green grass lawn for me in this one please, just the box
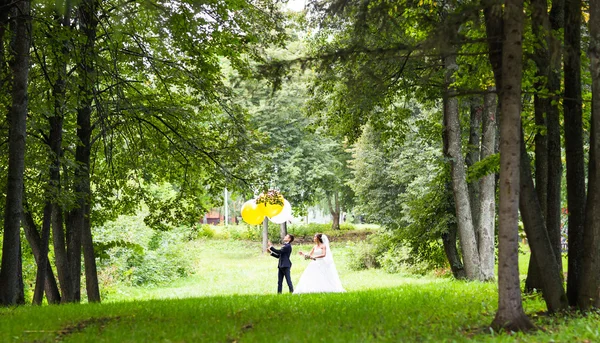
[1,239,598,342]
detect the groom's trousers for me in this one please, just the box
[278,267,293,293]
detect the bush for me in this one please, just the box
[94,214,194,287]
[187,224,216,240]
[347,241,380,270]
[346,231,437,275]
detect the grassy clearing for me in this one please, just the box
[2,239,599,342]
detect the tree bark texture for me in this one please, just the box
[492,0,535,331]
[0,0,30,306]
[478,90,497,281]
[526,0,565,294]
[467,97,482,238]
[32,204,53,305]
[579,0,600,309]
[519,130,569,313]
[564,0,585,306]
[443,53,481,281]
[64,0,101,303]
[280,222,288,240]
[484,2,504,93]
[21,207,61,304]
[327,191,341,230]
[262,217,269,252]
[442,223,467,280]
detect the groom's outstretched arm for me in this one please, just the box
[269,249,280,258]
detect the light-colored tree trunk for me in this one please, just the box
[579,0,600,309]
[326,191,341,230]
[467,97,482,238]
[0,0,30,306]
[280,222,288,241]
[478,90,497,281]
[443,54,481,281]
[492,0,535,331]
[262,217,269,252]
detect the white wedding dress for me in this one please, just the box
[294,235,345,294]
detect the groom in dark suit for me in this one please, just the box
[267,234,294,294]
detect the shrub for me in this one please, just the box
[94,215,193,287]
[347,241,380,270]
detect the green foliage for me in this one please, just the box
[285,222,357,240]
[348,110,451,272]
[346,241,381,271]
[347,232,444,275]
[467,153,500,183]
[94,214,194,288]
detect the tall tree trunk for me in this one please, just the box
[443,53,481,281]
[53,208,72,302]
[65,0,101,303]
[326,191,341,231]
[262,217,269,252]
[519,129,569,312]
[0,0,30,306]
[21,206,61,304]
[545,0,564,290]
[467,97,482,239]
[579,0,600,309]
[564,0,585,306]
[280,222,288,241]
[32,204,53,305]
[484,2,504,93]
[478,90,497,281]
[492,0,535,330]
[0,0,8,95]
[82,203,100,302]
[442,223,467,280]
[526,0,564,294]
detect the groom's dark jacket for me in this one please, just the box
[269,243,292,268]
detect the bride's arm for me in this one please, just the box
[311,246,327,259]
[305,246,316,260]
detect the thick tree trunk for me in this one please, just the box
[579,0,600,309]
[519,130,569,312]
[478,90,497,281]
[443,54,481,281]
[0,0,30,306]
[564,0,585,306]
[492,0,535,331]
[467,97,482,237]
[21,207,61,304]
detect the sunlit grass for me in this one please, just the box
[1,239,598,342]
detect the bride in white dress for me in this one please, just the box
[295,233,345,293]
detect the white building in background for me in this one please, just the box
[290,206,347,225]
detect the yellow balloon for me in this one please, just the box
[241,199,265,225]
[264,201,284,218]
